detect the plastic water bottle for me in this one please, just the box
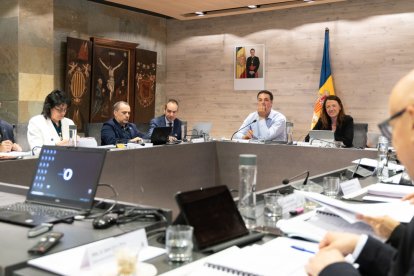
[238,154,257,229]
[377,136,389,181]
[286,122,294,145]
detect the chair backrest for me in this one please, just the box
[353,123,368,149]
[14,123,30,152]
[85,123,104,146]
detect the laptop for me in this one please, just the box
[151,126,172,145]
[0,146,107,227]
[308,130,335,142]
[174,185,264,253]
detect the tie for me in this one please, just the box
[168,122,173,134]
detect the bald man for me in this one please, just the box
[305,70,414,276]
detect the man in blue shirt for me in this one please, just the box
[234,90,286,141]
[101,101,144,145]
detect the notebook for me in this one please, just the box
[175,185,264,253]
[0,146,107,227]
[150,126,172,145]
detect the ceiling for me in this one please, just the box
[100,0,347,20]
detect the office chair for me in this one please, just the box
[353,123,368,149]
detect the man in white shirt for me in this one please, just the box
[234,90,286,141]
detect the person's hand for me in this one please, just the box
[242,129,254,140]
[356,214,400,239]
[306,248,345,276]
[55,139,71,146]
[12,143,22,152]
[129,137,143,144]
[319,232,360,255]
[402,192,414,204]
[0,140,13,152]
[257,103,267,118]
[168,136,177,143]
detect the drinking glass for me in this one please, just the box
[165,225,193,262]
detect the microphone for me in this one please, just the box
[282,170,310,185]
[309,137,342,148]
[230,120,257,140]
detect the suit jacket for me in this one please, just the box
[147,115,182,140]
[27,115,75,150]
[305,115,354,147]
[101,118,144,145]
[320,217,414,276]
[0,120,16,142]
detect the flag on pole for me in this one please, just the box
[235,47,247,79]
[311,28,335,129]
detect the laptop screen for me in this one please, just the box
[26,146,107,210]
[175,185,249,250]
[151,127,172,145]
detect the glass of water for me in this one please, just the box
[263,193,283,220]
[323,176,340,198]
[165,225,193,262]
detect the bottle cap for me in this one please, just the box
[239,154,257,166]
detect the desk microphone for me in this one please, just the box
[230,120,257,140]
[310,138,342,147]
[282,170,310,185]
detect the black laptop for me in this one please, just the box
[175,185,264,253]
[0,146,107,227]
[151,126,172,145]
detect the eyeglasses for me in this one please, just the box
[53,106,68,114]
[378,108,406,140]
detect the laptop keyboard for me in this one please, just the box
[0,202,79,219]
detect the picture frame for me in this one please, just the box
[234,44,265,91]
[90,37,138,123]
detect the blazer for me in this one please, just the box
[0,120,16,143]
[100,118,144,145]
[147,115,182,140]
[305,115,354,147]
[27,115,75,150]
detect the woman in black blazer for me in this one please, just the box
[305,95,354,147]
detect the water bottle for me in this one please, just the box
[286,122,294,144]
[377,136,389,181]
[238,154,257,229]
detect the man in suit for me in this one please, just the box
[147,99,182,142]
[0,120,22,152]
[101,101,145,145]
[305,69,414,276]
[246,48,260,78]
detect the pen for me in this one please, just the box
[291,245,316,254]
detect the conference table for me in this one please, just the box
[0,141,378,218]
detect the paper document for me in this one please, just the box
[352,158,404,172]
[298,190,414,223]
[366,183,414,198]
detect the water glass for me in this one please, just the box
[165,225,193,262]
[323,176,340,198]
[263,193,283,219]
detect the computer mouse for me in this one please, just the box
[92,215,117,229]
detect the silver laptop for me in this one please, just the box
[191,122,212,138]
[309,130,335,143]
[0,146,107,227]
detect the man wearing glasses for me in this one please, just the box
[305,70,414,276]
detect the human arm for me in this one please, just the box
[146,118,159,140]
[356,214,400,241]
[402,192,414,203]
[100,122,120,145]
[335,116,354,147]
[256,111,286,141]
[306,249,357,276]
[0,140,13,152]
[233,113,256,139]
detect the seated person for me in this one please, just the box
[305,69,414,276]
[147,99,182,142]
[27,90,75,151]
[305,95,354,147]
[101,101,144,146]
[233,90,286,141]
[0,119,22,152]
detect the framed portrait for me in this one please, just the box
[90,37,138,123]
[234,44,265,91]
[65,37,92,132]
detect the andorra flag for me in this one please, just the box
[235,47,247,79]
[311,28,335,129]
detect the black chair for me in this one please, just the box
[353,123,368,149]
[85,123,104,146]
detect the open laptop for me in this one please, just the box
[151,126,172,145]
[0,146,107,227]
[175,185,264,253]
[309,130,335,143]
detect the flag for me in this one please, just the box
[311,28,335,129]
[235,47,247,79]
